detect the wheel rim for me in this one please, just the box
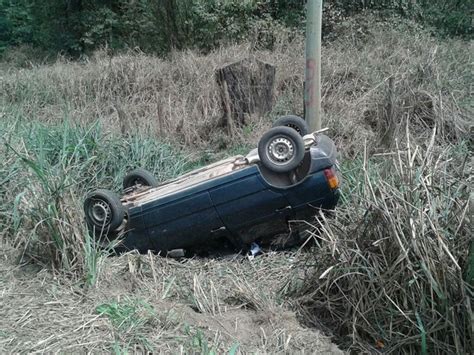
[89,199,112,227]
[266,136,295,165]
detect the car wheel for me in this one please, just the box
[272,115,309,136]
[84,189,125,231]
[123,168,159,189]
[258,126,305,173]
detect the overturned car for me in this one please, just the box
[84,116,340,253]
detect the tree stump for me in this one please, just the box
[215,58,276,133]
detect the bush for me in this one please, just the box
[331,0,472,37]
[1,0,470,58]
[0,0,301,56]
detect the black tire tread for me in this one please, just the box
[272,115,309,136]
[123,168,159,189]
[84,189,124,231]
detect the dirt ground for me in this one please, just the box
[0,245,342,353]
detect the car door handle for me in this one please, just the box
[276,206,292,213]
[211,226,227,233]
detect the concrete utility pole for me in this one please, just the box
[304,0,323,131]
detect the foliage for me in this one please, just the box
[96,298,155,331]
[332,0,472,37]
[96,298,156,351]
[0,0,293,56]
[0,0,33,51]
[183,325,218,355]
[1,0,470,58]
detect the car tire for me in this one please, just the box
[84,189,125,231]
[258,126,305,173]
[123,168,159,189]
[272,115,309,136]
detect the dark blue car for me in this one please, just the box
[84,116,340,253]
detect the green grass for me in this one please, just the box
[182,324,241,355]
[0,117,196,281]
[96,298,156,352]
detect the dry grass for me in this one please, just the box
[0,246,342,353]
[1,16,471,154]
[295,127,472,353]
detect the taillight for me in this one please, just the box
[324,168,339,189]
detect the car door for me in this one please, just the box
[209,167,292,243]
[141,189,225,251]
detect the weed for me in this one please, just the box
[1,18,470,154]
[184,325,218,355]
[96,298,156,352]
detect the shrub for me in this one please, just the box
[331,0,472,37]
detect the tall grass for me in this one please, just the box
[0,117,194,281]
[295,128,472,353]
[1,16,470,154]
